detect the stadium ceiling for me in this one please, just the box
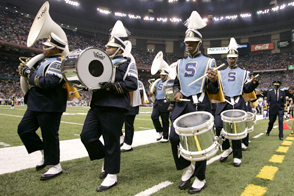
[1,0,294,40]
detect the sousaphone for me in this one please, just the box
[20,1,68,94]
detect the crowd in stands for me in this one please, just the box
[1,8,294,104]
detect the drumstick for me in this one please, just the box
[245,74,259,84]
[179,99,190,102]
[188,63,225,87]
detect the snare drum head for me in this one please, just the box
[77,48,113,89]
[174,111,214,135]
[221,109,247,122]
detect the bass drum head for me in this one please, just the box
[77,48,113,89]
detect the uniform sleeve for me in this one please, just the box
[206,58,219,94]
[173,61,181,96]
[113,61,138,94]
[28,59,63,89]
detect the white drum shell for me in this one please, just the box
[174,111,219,161]
[220,109,248,140]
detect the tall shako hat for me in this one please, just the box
[106,20,130,52]
[227,37,239,58]
[184,11,207,43]
[43,32,67,50]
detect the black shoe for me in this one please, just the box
[36,164,46,171]
[280,137,283,140]
[266,133,269,136]
[188,184,206,194]
[179,177,192,190]
[99,171,107,179]
[96,182,117,192]
[40,171,63,181]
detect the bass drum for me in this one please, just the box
[61,48,114,90]
[164,79,174,102]
[173,111,219,161]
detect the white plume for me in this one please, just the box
[228,37,239,50]
[123,40,132,57]
[184,11,207,30]
[110,20,130,37]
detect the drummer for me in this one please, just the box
[215,37,259,167]
[80,20,138,192]
[169,11,219,194]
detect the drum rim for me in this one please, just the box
[178,141,219,161]
[61,49,87,89]
[221,109,247,122]
[173,111,214,135]
[220,128,248,140]
[246,112,255,121]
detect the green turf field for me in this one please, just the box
[1,105,294,196]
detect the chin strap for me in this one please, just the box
[109,47,121,59]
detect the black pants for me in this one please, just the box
[124,114,136,145]
[170,101,210,181]
[151,108,170,139]
[18,109,62,165]
[267,111,284,138]
[80,107,126,174]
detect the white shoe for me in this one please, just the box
[241,143,247,151]
[181,164,195,181]
[36,150,45,171]
[234,158,242,167]
[191,177,206,189]
[121,143,133,152]
[40,163,63,180]
[101,174,117,186]
[160,138,169,143]
[220,147,233,162]
[156,132,163,141]
[120,135,125,146]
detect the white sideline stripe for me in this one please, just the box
[253,133,264,138]
[60,121,84,126]
[134,181,173,196]
[0,113,22,117]
[139,127,152,130]
[207,155,221,165]
[136,118,152,121]
[0,113,84,126]
[0,129,157,175]
[0,142,10,147]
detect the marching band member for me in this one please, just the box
[148,70,171,143]
[17,32,68,180]
[80,20,138,192]
[266,81,286,140]
[10,94,16,110]
[169,11,219,194]
[121,80,148,152]
[215,37,259,167]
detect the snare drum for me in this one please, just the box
[246,112,256,133]
[61,48,114,90]
[164,79,174,102]
[220,109,247,140]
[173,111,219,161]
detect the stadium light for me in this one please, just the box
[65,0,80,7]
[97,8,111,15]
[115,12,127,17]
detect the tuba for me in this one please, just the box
[19,1,68,94]
[149,51,176,102]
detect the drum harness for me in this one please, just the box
[192,92,205,110]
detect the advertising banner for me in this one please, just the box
[251,42,274,51]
